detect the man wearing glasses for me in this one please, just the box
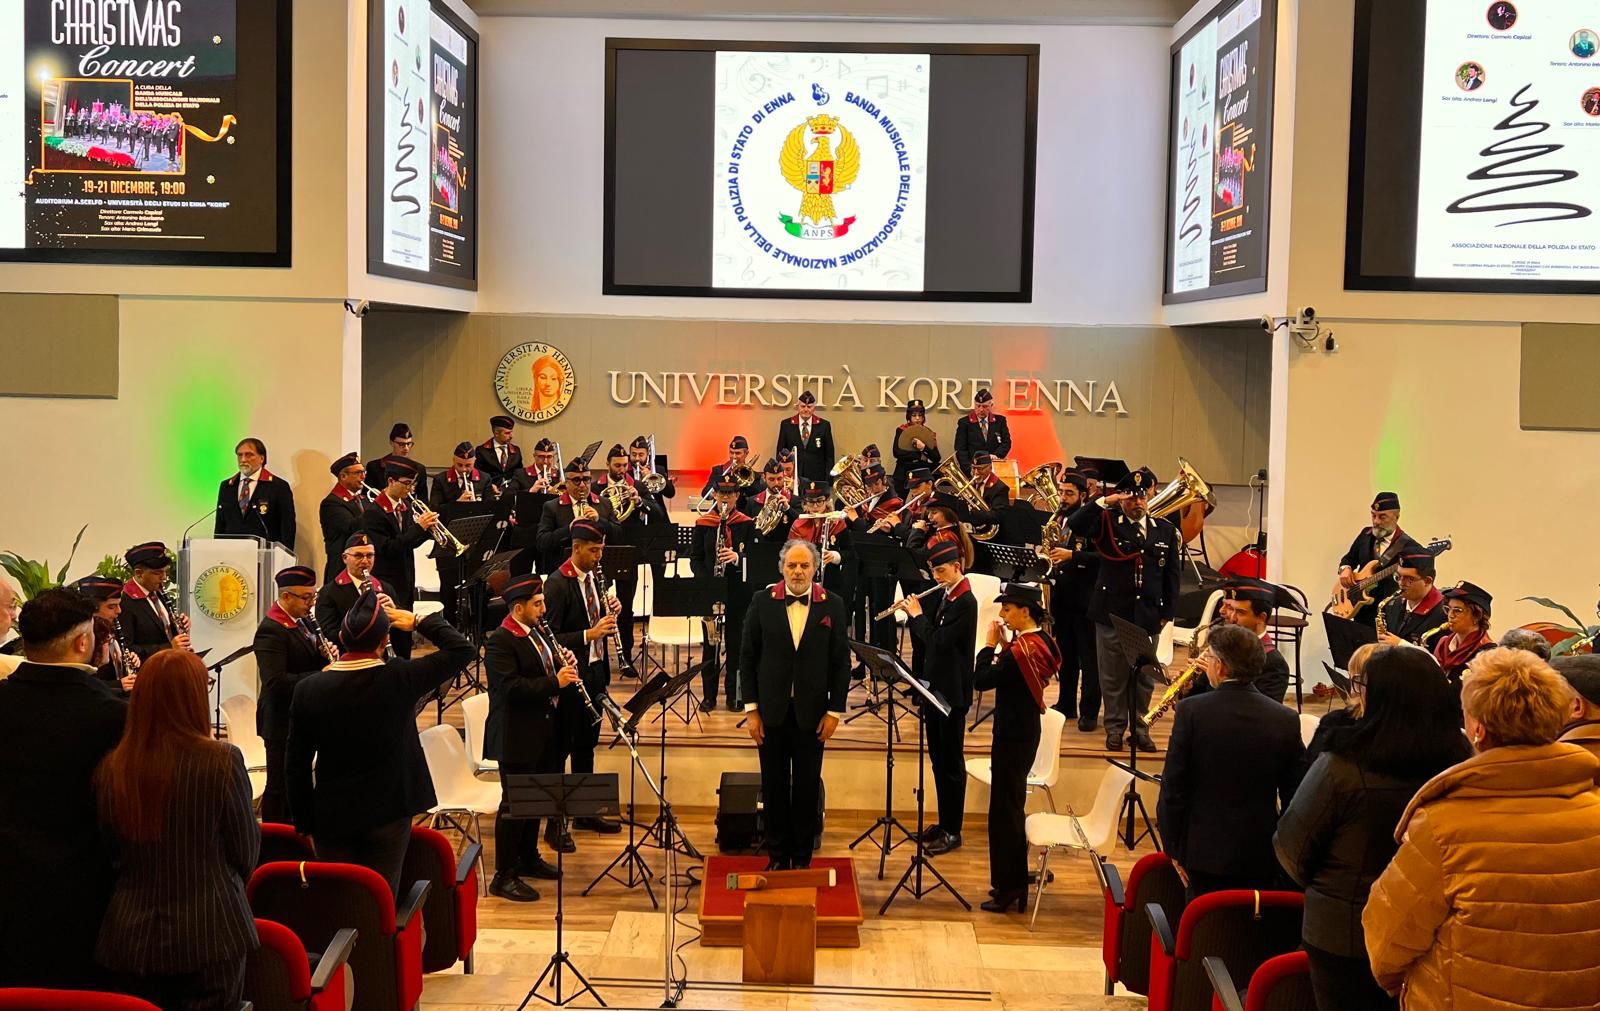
[1377,551,1449,648]
[365,422,430,503]
[362,458,441,659]
[532,459,602,575]
[315,534,391,640]
[253,566,331,823]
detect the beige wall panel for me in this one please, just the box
[0,294,119,398]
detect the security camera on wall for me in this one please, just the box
[1296,306,1316,326]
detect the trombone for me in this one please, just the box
[636,433,669,494]
[407,492,469,556]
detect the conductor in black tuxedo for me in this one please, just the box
[739,540,851,870]
[774,390,835,483]
[251,566,330,824]
[1156,624,1305,898]
[215,437,296,550]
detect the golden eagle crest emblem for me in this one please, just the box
[779,114,860,233]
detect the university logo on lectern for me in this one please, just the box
[495,342,575,424]
[192,565,251,623]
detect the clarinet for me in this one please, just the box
[539,615,603,725]
[158,583,191,644]
[302,618,340,664]
[591,558,635,674]
[111,616,142,679]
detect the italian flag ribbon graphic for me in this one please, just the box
[778,214,857,238]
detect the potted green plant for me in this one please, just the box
[1518,595,1600,657]
[0,525,89,600]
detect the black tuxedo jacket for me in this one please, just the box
[474,440,524,482]
[483,618,585,765]
[118,581,182,662]
[362,495,431,596]
[0,662,126,987]
[313,571,385,640]
[1157,681,1305,878]
[543,562,610,693]
[775,415,835,481]
[319,487,367,580]
[535,494,601,574]
[252,609,329,742]
[429,467,493,512]
[1067,500,1182,634]
[908,581,978,713]
[364,457,429,502]
[738,583,850,729]
[285,614,473,838]
[953,413,1012,469]
[215,469,296,550]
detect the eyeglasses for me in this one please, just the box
[1445,605,1470,617]
[393,439,415,448]
[284,590,318,603]
[1396,575,1425,585]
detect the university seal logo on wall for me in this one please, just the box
[495,342,575,424]
[192,565,251,623]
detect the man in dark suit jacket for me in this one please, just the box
[739,540,851,870]
[1046,472,1103,732]
[1333,491,1418,629]
[1067,466,1182,753]
[215,437,296,550]
[365,423,430,502]
[320,452,371,581]
[314,533,386,639]
[953,389,1012,471]
[483,574,584,902]
[1157,624,1304,897]
[362,457,440,659]
[902,539,977,854]
[0,588,127,988]
[1220,581,1292,705]
[533,461,602,576]
[286,591,473,894]
[118,541,191,662]
[700,435,762,507]
[252,566,330,824]
[774,391,835,483]
[475,415,524,485]
[691,479,756,710]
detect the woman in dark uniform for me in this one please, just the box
[1432,581,1495,685]
[891,399,941,496]
[975,583,1061,913]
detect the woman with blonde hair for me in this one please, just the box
[1363,647,1600,1009]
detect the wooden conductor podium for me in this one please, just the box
[742,886,817,984]
[700,856,863,985]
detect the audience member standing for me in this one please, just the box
[1552,654,1600,761]
[95,650,260,1010]
[1364,648,1600,1009]
[0,589,127,987]
[1274,646,1470,1011]
[1157,623,1304,896]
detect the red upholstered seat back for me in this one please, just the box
[1106,854,1186,995]
[257,823,317,869]
[400,825,478,972]
[1244,951,1315,1011]
[246,918,314,1006]
[0,991,161,1010]
[1148,890,1304,1011]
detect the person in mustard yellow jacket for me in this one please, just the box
[1363,647,1600,1010]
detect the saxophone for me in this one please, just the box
[1143,649,1208,726]
[1375,592,1396,639]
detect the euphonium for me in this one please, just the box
[1020,463,1065,512]
[932,457,998,540]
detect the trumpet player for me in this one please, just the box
[692,479,755,711]
[750,459,795,542]
[362,458,440,659]
[900,539,977,856]
[316,533,389,640]
[120,541,190,662]
[253,566,332,823]
[514,438,561,493]
[321,453,371,581]
[533,460,602,575]
[476,414,524,484]
[431,441,491,510]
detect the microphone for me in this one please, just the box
[181,505,223,546]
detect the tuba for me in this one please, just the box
[1147,458,1217,545]
[933,457,998,540]
[1020,463,1065,513]
[755,489,792,536]
[829,454,870,510]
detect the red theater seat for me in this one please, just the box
[1098,853,1187,996]
[249,861,429,1011]
[257,823,317,868]
[245,919,356,1011]
[0,992,162,1010]
[400,825,481,974]
[1145,890,1304,1011]
[1204,951,1316,1011]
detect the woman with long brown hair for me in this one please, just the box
[94,649,259,1010]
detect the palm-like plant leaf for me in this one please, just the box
[1519,596,1591,632]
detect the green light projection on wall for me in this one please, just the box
[1371,386,1417,493]
[156,353,257,507]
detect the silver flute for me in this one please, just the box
[539,615,603,725]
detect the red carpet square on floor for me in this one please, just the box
[699,855,864,947]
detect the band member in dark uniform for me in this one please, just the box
[597,443,662,662]
[515,438,562,494]
[534,461,601,576]
[1433,582,1496,684]
[1046,472,1102,731]
[1220,581,1292,705]
[701,436,762,505]
[775,391,835,483]
[974,583,1060,911]
[969,453,1012,512]
[739,540,850,870]
[119,542,190,662]
[954,388,1012,471]
[749,459,796,543]
[286,591,473,893]
[1378,551,1449,648]
[692,479,755,711]
[365,423,429,502]
[1332,492,1419,629]
[484,574,582,902]
[74,576,137,696]
[541,519,624,846]
[361,458,440,660]
[252,566,331,824]
[1068,467,1182,753]
[315,534,385,640]
[788,479,851,597]
[849,464,906,651]
[431,441,492,511]
[902,539,977,855]
[320,453,370,581]
[475,415,524,486]
[892,400,941,496]
[215,438,295,550]
[907,500,973,568]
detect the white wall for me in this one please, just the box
[477,17,1171,325]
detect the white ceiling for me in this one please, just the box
[461,0,1192,26]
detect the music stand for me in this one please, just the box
[853,641,970,914]
[846,640,916,880]
[206,644,252,738]
[1321,661,1352,699]
[1107,615,1164,850]
[1323,611,1378,671]
[651,575,727,727]
[634,518,678,667]
[847,536,924,736]
[505,772,620,1009]
[625,666,704,860]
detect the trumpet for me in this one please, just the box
[539,615,603,725]
[874,583,945,621]
[406,492,469,556]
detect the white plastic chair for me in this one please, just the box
[219,694,267,803]
[411,544,444,618]
[964,573,1005,727]
[965,707,1068,813]
[461,692,498,776]
[1172,590,1225,648]
[1299,713,1321,748]
[418,724,501,847]
[1024,764,1135,928]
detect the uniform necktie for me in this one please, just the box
[802,421,810,443]
[980,420,989,441]
[498,445,506,467]
[239,477,252,513]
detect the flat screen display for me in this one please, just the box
[366,0,478,290]
[1163,0,1277,304]
[1350,0,1600,291]
[605,40,1039,302]
[0,0,291,265]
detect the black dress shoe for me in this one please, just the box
[850,663,867,683]
[926,831,962,856]
[524,855,563,880]
[916,824,943,844]
[1053,705,1078,721]
[1106,731,1124,751]
[763,857,792,872]
[575,815,622,834]
[489,873,540,902]
[1132,731,1157,753]
[544,823,576,853]
[1078,716,1099,733]
[980,889,1027,913]
[700,696,718,713]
